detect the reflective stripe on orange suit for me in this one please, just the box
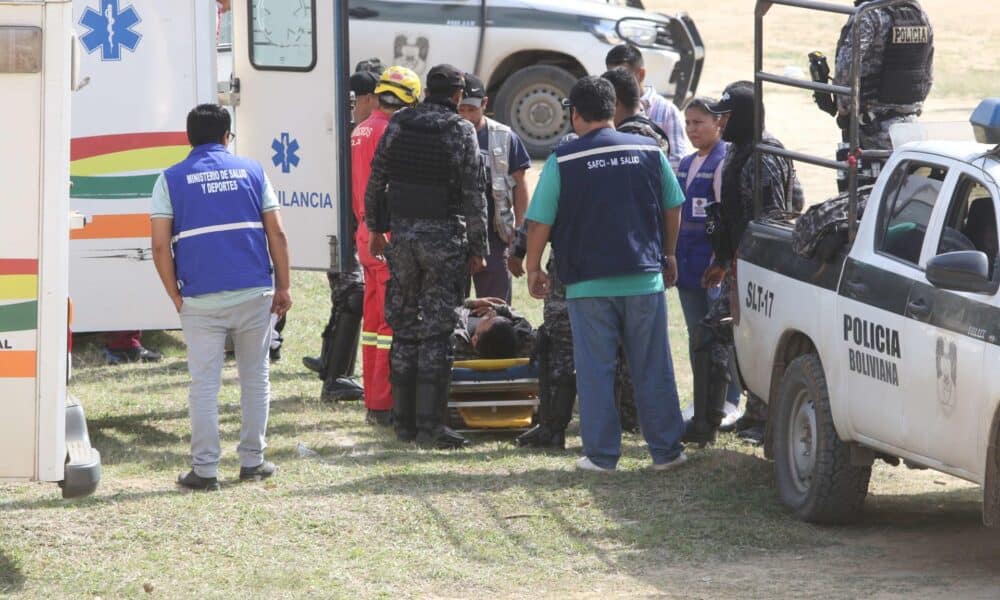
[353,110,393,410]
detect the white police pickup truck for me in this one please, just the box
[347,0,704,156]
[733,102,1000,525]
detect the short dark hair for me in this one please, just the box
[601,67,640,112]
[605,44,644,69]
[476,317,519,359]
[568,76,616,123]
[186,104,231,147]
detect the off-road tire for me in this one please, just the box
[493,65,576,158]
[773,354,871,524]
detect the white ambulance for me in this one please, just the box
[1,0,100,497]
[1,0,354,495]
[69,0,352,332]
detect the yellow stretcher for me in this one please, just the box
[449,358,540,431]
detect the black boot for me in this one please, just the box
[317,286,363,382]
[516,379,574,449]
[682,324,728,446]
[415,380,468,449]
[302,356,322,373]
[366,409,394,427]
[392,379,417,442]
[321,377,364,402]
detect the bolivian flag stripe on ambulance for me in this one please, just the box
[69,132,189,239]
[0,258,38,378]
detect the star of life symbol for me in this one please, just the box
[79,0,142,61]
[272,133,300,174]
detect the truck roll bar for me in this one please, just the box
[753,0,915,241]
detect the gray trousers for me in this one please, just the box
[179,294,273,478]
[470,228,512,304]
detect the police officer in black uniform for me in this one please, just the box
[365,64,489,449]
[813,0,933,152]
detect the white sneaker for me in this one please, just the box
[576,456,614,472]
[652,452,688,472]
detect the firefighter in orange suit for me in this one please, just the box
[352,65,422,425]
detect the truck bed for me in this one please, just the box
[738,219,848,293]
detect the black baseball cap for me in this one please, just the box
[354,57,385,75]
[349,71,379,96]
[460,73,486,107]
[707,85,754,114]
[426,64,466,95]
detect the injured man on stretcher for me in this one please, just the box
[451,298,536,360]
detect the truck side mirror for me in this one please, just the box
[925,251,996,294]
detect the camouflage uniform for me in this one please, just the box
[452,301,535,360]
[617,115,670,154]
[365,96,488,446]
[833,0,933,150]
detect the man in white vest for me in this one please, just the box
[458,73,531,304]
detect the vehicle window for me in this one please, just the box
[249,0,316,71]
[218,7,233,48]
[935,175,998,277]
[876,161,948,265]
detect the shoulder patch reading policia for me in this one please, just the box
[892,26,930,44]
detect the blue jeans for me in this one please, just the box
[676,286,742,408]
[567,293,685,469]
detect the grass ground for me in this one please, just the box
[3,1,1000,597]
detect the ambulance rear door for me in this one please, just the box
[69,0,217,331]
[230,0,351,271]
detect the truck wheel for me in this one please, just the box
[773,354,871,524]
[493,65,576,158]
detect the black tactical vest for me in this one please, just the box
[849,3,933,106]
[385,102,464,220]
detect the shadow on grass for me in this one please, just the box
[85,395,356,467]
[0,551,25,594]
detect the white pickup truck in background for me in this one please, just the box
[733,101,1000,525]
[345,0,704,156]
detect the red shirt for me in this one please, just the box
[351,110,391,266]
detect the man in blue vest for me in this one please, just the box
[151,104,291,491]
[524,76,687,472]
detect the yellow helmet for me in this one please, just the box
[373,65,422,106]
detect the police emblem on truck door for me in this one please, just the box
[936,336,957,413]
[393,35,428,75]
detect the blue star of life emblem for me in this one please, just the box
[79,0,142,61]
[272,133,301,174]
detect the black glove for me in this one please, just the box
[705,202,734,262]
[808,52,838,117]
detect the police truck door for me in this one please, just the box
[901,170,997,476]
[348,1,482,78]
[836,159,951,451]
[230,0,349,270]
